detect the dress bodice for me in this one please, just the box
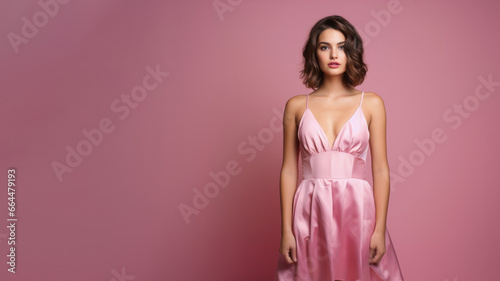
[297,92,370,180]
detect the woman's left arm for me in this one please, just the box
[367,92,391,234]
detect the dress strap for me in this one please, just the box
[306,94,309,109]
[359,91,364,107]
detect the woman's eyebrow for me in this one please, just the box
[318,41,345,45]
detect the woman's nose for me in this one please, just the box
[330,49,337,59]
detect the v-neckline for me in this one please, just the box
[306,106,361,150]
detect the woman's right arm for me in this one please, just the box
[278,97,300,263]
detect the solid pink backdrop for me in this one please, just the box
[1,0,499,280]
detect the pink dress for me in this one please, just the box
[275,92,404,281]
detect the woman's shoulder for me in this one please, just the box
[284,93,309,112]
[363,91,382,99]
[363,91,386,109]
[362,92,388,124]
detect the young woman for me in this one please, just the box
[274,15,404,281]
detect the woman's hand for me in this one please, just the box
[279,232,297,263]
[369,230,386,264]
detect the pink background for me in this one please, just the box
[1,0,499,280]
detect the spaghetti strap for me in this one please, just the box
[306,94,309,109]
[359,91,364,107]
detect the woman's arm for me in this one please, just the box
[279,97,300,236]
[368,92,391,234]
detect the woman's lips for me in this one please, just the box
[328,63,340,68]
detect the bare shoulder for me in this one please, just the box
[284,94,307,110]
[362,92,387,125]
[283,94,308,126]
[363,91,386,112]
[284,94,308,115]
[363,91,385,106]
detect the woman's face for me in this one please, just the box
[316,28,347,76]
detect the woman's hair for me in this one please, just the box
[300,15,368,90]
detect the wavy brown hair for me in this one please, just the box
[300,15,368,90]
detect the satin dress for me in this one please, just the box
[275,92,404,281]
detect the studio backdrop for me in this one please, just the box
[1,0,499,280]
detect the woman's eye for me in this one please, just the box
[339,45,345,50]
[320,46,329,50]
